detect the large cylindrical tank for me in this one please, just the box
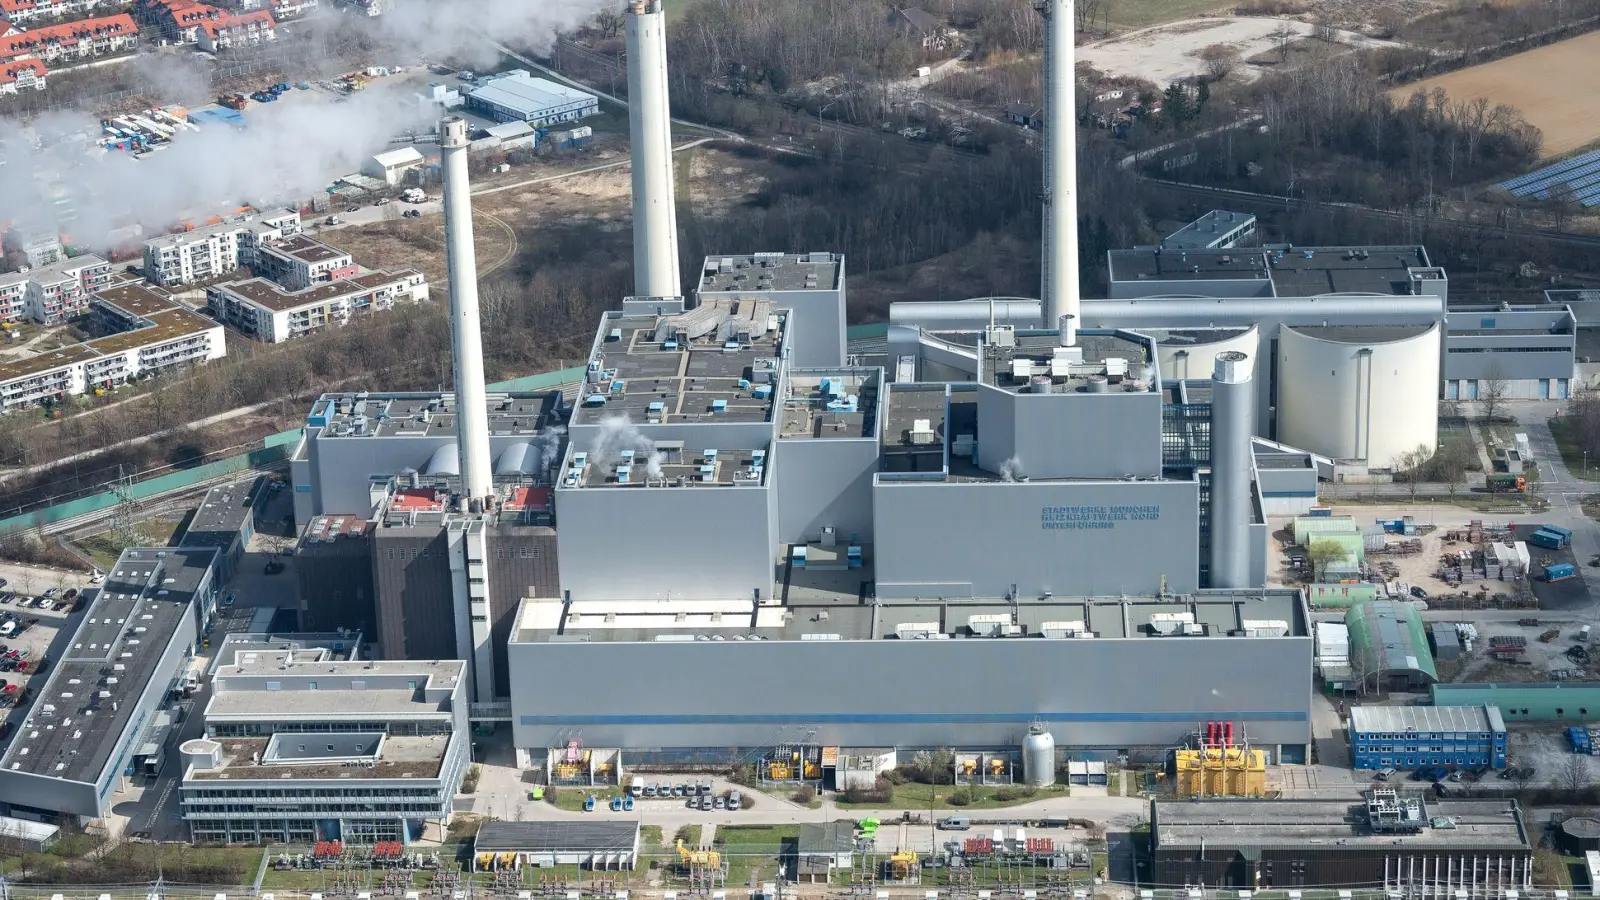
[1276,323,1440,465]
[1154,326,1260,382]
[1562,816,1600,854]
[181,738,223,772]
[1210,351,1256,589]
[1022,723,1056,787]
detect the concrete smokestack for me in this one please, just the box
[1209,351,1255,589]
[1038,0,1079,342]
[439,115,494,511]
[625,0,682,300]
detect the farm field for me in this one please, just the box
[1392,30,1600,157]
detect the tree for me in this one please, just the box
[1199,43,1240,82]
[1392,443,1433,503]
[1307,538,1349,581]
[591,7,624,39]
[1274,20,1297,63]
[1162,82,1192,126]
[1556,754,1591,793]
[1479,362,1510,422]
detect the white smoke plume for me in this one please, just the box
[999,456,1025,482]
[0,0,612,249]
[529,424,567,478]
[590,414,665,481]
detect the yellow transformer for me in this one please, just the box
[1174,747,1266,798]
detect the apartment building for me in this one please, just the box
[2,225,62,267]
[179,654,469,844]
[208,269,428,342]
[0,57,44,94]
[195,7,273,50]
[0,254,112,325]
[253,235,355,291]
[141,210,300,287]
[0,13,137,65]
[140,0,218,42]
[0,0,116,26]
[0,283,225,411]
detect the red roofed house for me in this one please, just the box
[0,57,45,94]
[195,7,273,50]
[141,0,221,43]
[0,0,116,26]
[0,13,138,65]
[0,16,20,36]
[225,0,315,19]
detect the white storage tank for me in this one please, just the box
[181,738,223,771]
[1152,325,1260,382]
[1022,722,1056,787]
[1276,323,1440,466]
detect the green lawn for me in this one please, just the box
[835,781,1067,809]
[641,824,664,847]
[75,516,183,570]
[1551,417,1600,481]
[1104,0,1232,30]
[715,825,797,888]
[548,783,629,811]
[1437,423,1483,472]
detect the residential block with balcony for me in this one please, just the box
[207,268,428,343]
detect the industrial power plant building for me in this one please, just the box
[1150,793,1533,892]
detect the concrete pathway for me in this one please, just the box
[1465,419,1497,473]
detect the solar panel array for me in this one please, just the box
[1499,150,1600,207]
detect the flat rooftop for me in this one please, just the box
[573,301,786,426]
[93,282,178,318]
[1108,245,1433,296]
[264,234,348,264]
[476,820,640,854]
[0,344,102,382]
[1162,210,1254,250]
[563,444,768,488]
[1286,324,1435,344]
[699,252,842,294]
[514,589,1308,644]
[210,631,360,669]
[86,307,217,356]
[1,547,213,784]
[1154,797,1530,851]
[1349,704,1504,734]
[309,390,563,440]
[468,71,594,115]
[181,479,258,545]
[189,734,449,781]
[981,331,1154,395]
[1266,245,1434,297]
[207,657,462,721]
[213,270,419,313]
[779,371,878,440]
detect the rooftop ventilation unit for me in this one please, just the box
[1039,620,1087,639]
[896,622,943,640]
[1150,612,1195,636]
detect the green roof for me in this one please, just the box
[1345,600,1437,683]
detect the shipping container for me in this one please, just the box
[1545,563,1578,583]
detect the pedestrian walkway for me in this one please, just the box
[1465,420,1496,473]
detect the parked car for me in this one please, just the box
[698,796,712,811]
[42,588,56,598]
[713,796,725,809]
[727,789,742,808]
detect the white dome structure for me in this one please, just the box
[1276,323,1440,465]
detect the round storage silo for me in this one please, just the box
[1022,723,1056,788]
[1563,817,1600,854]
[1153,325,1261,383]
[1276,323,1440,466]
[181,738,223,772]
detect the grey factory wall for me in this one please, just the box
[556,483,776,600]
[310,433,453,516]
[507,634,1312,750]
[975,385,1164,480]
[774,437,878,543]
[295,535,377,634]
[372,528,458,661]
[486,528,560,699]
[566,419,780,459]
[872,478,1200,597]
[1444,334,1575,382]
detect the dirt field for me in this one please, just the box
[1080,16,1405,85]
[1392,30,1600,157]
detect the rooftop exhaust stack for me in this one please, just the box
[626,0,682,300]
[1209,351,1255,589]
[440,115,494,511]
[1038,0,1079,343]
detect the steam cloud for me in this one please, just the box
[0,0,612,250]
[591,414,666,482]
[529,424,567,478]
[999,456,1025,482]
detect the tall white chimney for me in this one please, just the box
[439,115,494,510]
[1209,351,1256,589]
[1038,0,1079,342]
[625,0,681,300]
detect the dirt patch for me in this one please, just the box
[1081,16,1403,85]
[1392,30,1600,157]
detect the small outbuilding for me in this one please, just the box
[362,147,426,186]
[797,821,856,882]
[0,814,60,853]
[472,820,639,871]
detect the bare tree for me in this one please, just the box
[1556,754,1591,793]
[591,6,625,39]
[1274,20,1298,64]
[1199,44,1241,82]
[1392,443,1433,503]
[1479,363,1510,423]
